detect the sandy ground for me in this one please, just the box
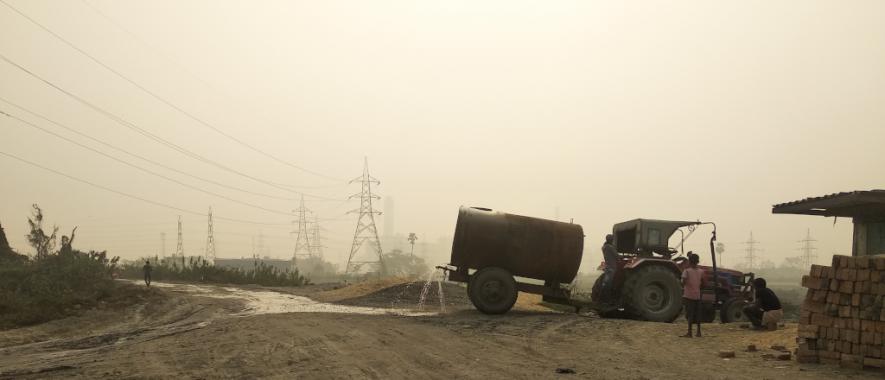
[0,279,881,380]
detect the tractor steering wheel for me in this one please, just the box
[673,256,688,264]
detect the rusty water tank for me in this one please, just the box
[450,206,584,283]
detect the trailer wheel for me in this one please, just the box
[720,298,748,323]
[468,267,518,314]
[623,265,683,322]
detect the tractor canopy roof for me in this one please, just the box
[612,219,701,256]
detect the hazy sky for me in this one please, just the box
[1,0,883,272]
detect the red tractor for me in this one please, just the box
[591,219,754,323]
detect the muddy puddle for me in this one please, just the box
[150,282,435,317]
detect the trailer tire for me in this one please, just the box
[623,265,683,323]
[468,267,518,315]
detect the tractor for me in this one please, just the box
[590,219,754,323]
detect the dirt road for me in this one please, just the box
[0,280,879,379]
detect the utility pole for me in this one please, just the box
[797,228,818,269]
[175,216,185,267]
[292,195,313,264]
[205,207,216,264]
[742,232,761,270]
[160,232,166,259]
[345,157,384,274]
[408,233,418,257]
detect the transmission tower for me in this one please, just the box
[292,195,313,263]
[742,232,761,270]
[797,228,818,269]
[309,214,325,259]
[175,216,185,267]
[345,157,384,274]
[205,207,216,264]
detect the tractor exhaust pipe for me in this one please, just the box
[708,224,719,306]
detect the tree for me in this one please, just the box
[27,204,57,259]
[781,256,803,270]
[382,249,427,276]
[0,222,11,254]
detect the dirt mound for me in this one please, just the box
[334,280,472,311]
[312,276,417,303]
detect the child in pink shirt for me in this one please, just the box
[681,253,705,337]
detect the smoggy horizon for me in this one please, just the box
[2,0,883,272]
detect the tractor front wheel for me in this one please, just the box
[468,267,518,314]
[623,265,683,322]
[720,298,748,323]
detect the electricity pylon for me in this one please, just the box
[292,195,313,263]
[797,228,818,269]
[309,214,325,259]
[175,216,185,267]
[205,207,216,264]
[742,231,761,270]
[345,157,384,274]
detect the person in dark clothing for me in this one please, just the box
[143,260,152,287]
[743,277,783,330]
[601,234,619,302]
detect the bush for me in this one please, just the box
[0,249,120,329]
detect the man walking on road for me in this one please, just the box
[143,260,152,287]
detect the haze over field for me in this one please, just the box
[1,0,883,272]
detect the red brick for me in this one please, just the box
[799,324,820,338]
[833,255,846,268]
[858,256,871,269]
[857,269,870,282]
[829,279,840,292]
[839,281,855,294]
[864,357,885,370]
[875,256,885,270]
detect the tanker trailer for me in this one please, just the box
[438,206,584,314]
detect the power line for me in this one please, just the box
[0,96,309,202]
[0,108,296,216]
[0,149,290,226]
[2,0,346,183]
[0,52,342,201]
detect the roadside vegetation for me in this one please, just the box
[118,256,309,287]
[0,205,124,329]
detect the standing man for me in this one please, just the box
[681,253,705,337]
[143,259,153,287]
[601,234,619,302]
[743,278,783,330]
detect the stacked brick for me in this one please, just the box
[797,254,885,371]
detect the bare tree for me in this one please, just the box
[27,204,58,259]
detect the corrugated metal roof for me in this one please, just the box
[772,190,885,208]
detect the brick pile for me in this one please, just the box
[796,254,885,371]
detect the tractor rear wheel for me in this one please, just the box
[468,267,518,314]
[720,298,748,323]
[622,265,683,322]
